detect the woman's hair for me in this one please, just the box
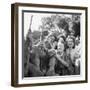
[66,35,75,48]
[57,36,66,51]
[58,35,65,43]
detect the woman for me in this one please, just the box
[55,36,69,75]
[66,35,78,75]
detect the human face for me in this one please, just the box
[67,38,74,48]
[58,42,64,52]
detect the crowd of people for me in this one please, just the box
[24,15,81,77]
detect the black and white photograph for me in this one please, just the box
[11,3,87,86]
[24,13,81,77]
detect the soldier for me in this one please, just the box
[43,34,58,76]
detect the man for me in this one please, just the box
[24,45,44,77]
[43,34,58,76]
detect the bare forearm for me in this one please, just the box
[56,55,69,67]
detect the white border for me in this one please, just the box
[18,6,86,84]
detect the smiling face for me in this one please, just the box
[67,38,74,48]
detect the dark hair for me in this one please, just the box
[66,35,75,49]
[57,35,66,45]
[60,35,65,42]
[58,36,66,51]
[48,33,58,42]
